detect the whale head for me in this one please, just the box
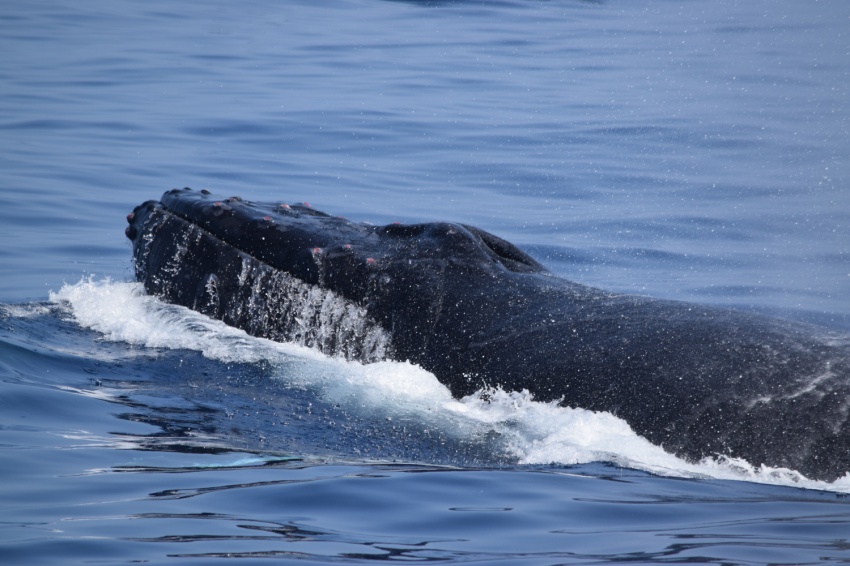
[126,187,546,296]
[125,187,548,363]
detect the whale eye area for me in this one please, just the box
[462,225,544,273]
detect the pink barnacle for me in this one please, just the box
[312,247,323,255]
[344,244,352,250]
[280,203,291,210]
[211,201,227,216]
[127,212,135,221]
[366,257,376,265]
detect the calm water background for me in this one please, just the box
[2,0,850,563]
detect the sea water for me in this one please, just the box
[2,0,850,563]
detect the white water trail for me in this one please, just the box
[47,277,850,493]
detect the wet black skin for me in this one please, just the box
[126,188,850,481]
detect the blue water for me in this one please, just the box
[3,0,850,563]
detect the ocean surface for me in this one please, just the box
[2,0,850,563]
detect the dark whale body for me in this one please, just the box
[126,188,850,481]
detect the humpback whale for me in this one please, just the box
[126,188,850,481]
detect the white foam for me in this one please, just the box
[1,303,51,318]
[49,277,850,493]
[49,277,322,365]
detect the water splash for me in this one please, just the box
[48,277,850,492]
